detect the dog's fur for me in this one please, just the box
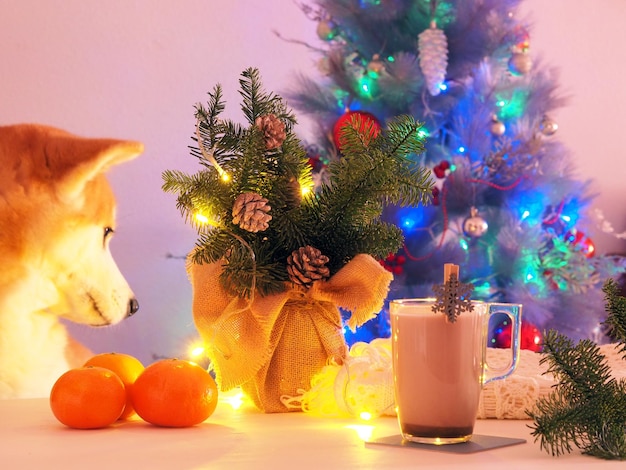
[0,124,143,398]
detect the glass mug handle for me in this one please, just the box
[483,303,522,385]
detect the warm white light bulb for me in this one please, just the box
[194,212,220,227]
[189,345,205,358]
[195,213,209,224]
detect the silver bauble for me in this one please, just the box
[508,52,532,75]
[539,115,558,136]
[490,116,506,136]
[463,207,488,238]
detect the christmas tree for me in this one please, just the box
[287,0,626,344]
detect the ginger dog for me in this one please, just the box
[0,124,143,398]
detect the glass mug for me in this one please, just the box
[390,298,521,445]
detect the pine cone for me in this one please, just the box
[255,114,286,150]
[418,21,448,96]
[232,192,272,232]
[287,246,330,287]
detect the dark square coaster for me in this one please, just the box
[367,434,527,454]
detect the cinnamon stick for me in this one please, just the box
[443,263,459,283]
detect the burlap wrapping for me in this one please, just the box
[187,253,393,413]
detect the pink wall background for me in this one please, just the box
[1,0,625,364]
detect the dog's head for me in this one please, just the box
[0,124,143,326]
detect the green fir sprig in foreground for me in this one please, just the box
[162,68,433,298]
[528,278,626,460]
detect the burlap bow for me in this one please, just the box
[187,253,393,412]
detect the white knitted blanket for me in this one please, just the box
[478,343,625,419]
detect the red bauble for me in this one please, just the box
[564,229,595,258]
[333,110,381,152]
[492,320,543,353]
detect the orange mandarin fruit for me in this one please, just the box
[50,366,126,429]
[83,352,145,419]
[131,358,218,427]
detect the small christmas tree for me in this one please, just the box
[162,67,434,412]
[162,67,433,298]
[287,0,626,343]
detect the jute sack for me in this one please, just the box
[187,254,393,413]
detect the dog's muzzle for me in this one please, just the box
[128,298,139,317]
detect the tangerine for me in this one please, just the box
[131,358,218,427]
[50,366,126,429]
[84,352,145,419]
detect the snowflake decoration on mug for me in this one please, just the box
[431,264,474,323]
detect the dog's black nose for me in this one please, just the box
[128,298,139,317]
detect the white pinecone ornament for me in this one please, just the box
[232,192,272,233]
[287,246,330,288]
[418,21,448,96]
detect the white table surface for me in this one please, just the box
[0,394,622,469]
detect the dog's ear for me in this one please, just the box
[54,138,143,198]
[0,124,143,201]
[44,129,144,201]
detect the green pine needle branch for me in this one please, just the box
[528,278,626,460]
[162,67,433,298]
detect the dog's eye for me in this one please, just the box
[104,227,115,241]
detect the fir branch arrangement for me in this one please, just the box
[162,68,433,298]
[528,278,626,460]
